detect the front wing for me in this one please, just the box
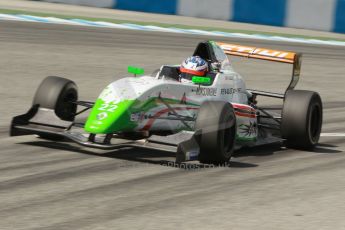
[10,105,201,163]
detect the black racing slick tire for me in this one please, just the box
[195,101,236,164]
[281,90,323,150]
[33,76,78,121]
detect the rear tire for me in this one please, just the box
[281,90,323,149]
[195,101,236,164]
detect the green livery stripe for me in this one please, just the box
[84,96,200,134]
[84,99,138,134]
[235,134,256,142]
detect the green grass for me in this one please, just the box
[1,8,344,42]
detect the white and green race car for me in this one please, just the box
[10,41,323,164]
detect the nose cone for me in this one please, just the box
[84,98,137,134]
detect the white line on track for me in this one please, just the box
[321,133,345,137]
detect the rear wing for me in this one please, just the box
[216,42,302,94]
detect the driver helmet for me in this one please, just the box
[180,56,208,81]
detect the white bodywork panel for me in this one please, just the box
[98,65,257,142]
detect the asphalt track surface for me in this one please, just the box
[0,21,345,230]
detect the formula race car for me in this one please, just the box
[10,41,323,164]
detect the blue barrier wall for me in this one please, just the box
[335,0,345,33]
[233,0,287,27]
[40,0,345,33]
[116,0,177,14]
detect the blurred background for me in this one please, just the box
[33,0,345,33]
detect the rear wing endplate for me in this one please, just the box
[216,42,302,94]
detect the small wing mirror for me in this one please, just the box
[192,76,211,85]
[128,66,145,76]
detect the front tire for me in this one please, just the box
[33,76,78,141]
[195,101,236,164]
[33,76,78,121]
[281,90,323,149]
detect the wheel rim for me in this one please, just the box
[56,87,77,120]
[63,91,77,114]
[309,104,322,143]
